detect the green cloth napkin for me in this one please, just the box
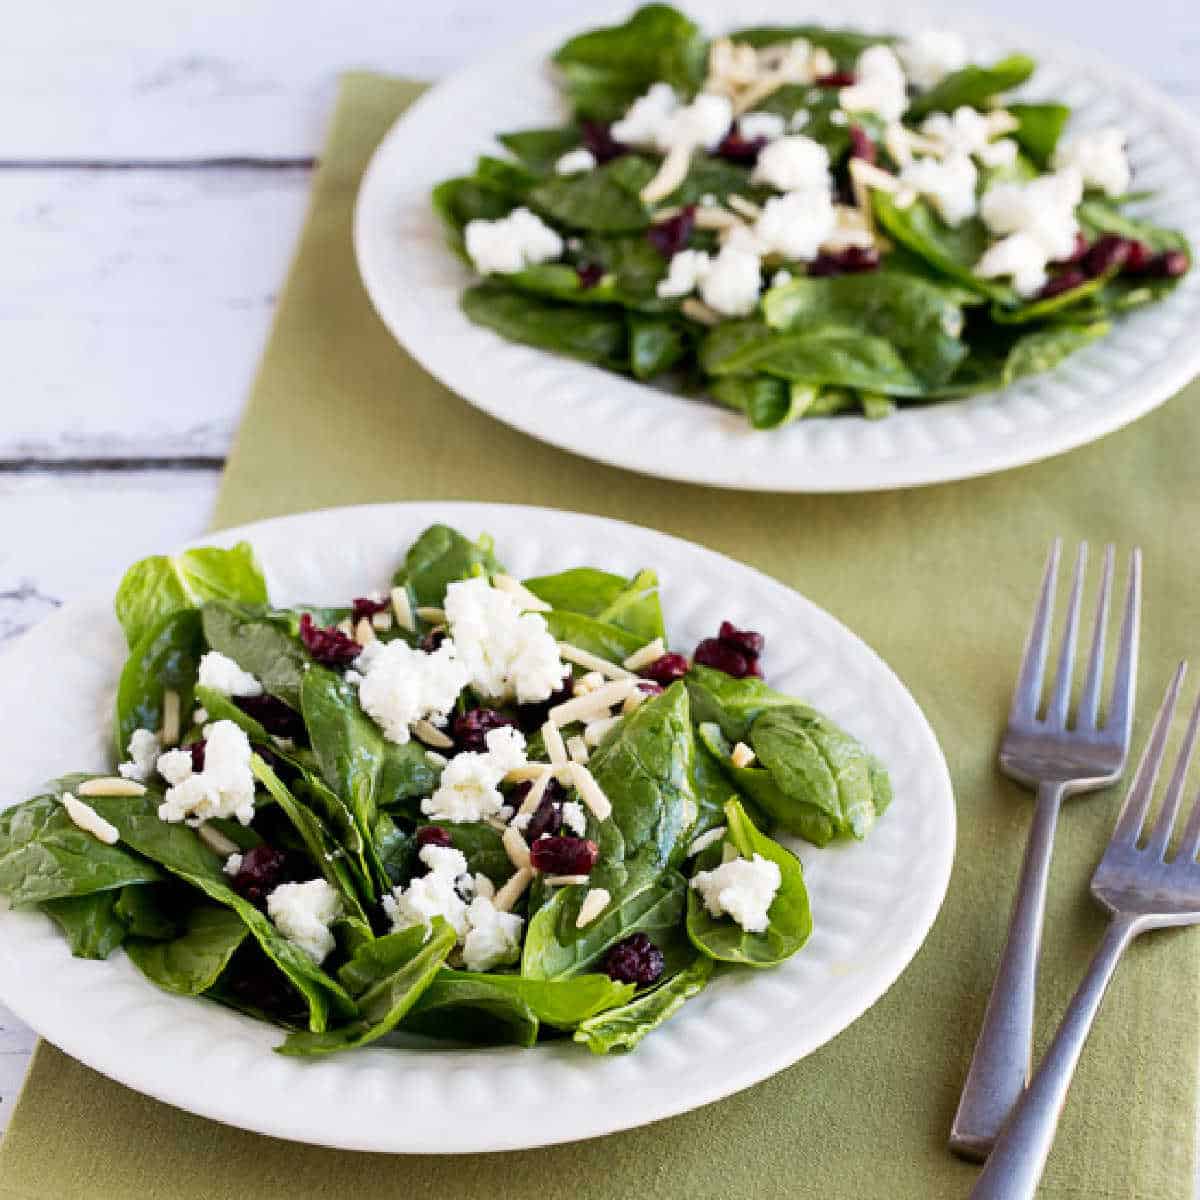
[3,72,1199,1200]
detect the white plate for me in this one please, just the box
[355,0,1200,492]
[0,502,953,1152]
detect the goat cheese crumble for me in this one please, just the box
[611,82,679,148]
[920,107,1017,167]
[118,727,162,783]
[354,636,470,745]
[753,189,836,261]
[699,241,763,317]
[266,879,342,964]
[461,896,524,971]
[750,134,830,193]
[840,45,908,123]
[421,726,527,823]
[555,147,597,175]
[196,650,263,698]
[611,83,732,153]
[690,852,782,933]
[896,31,968,90]
[464,207,564,276]
[444,576,565,704]
[900,153,978,226]
[156,720,256,826]
[1052,126,1131,197]
[738,111,786,143]
[560,800,588,838]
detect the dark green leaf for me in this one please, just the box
[114,883,179,940]
[524,567,664,642]
[41,891,126,959]
[114,609,205,752]
[393,523,503,608]
[529,157,654,232]
[497,127,583,172]
[709,374,813,429]
[728,24,890,66]
[906,54,1036,121]
[125,902,249,995]
[629,314,691,378]
[1008,103,1071,168]
[200,602,308,710]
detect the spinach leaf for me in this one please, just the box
[661,154,759,208]
[728,24,890,66]
[497,126,582,172]
[552,5,708,121]
[444,822,511,887]
[462,283,630,369]
[113,543,267,652]
[114,883,179,940]
[684,664,802,742]
[1008,103,1071,167]
[629,314,691,378]
[393,523,502,608]
[687,799,812,967]
[1000,322,1110,385]
[990,275,1112,325]
[574,954,712,1053]
[200,602,308,709]
[524,567,664,642]
[1077,198,1190,254]
[0,779,162,906]
[432,176,515,253]
[709,374,814,429]
[505,264,663,312]
[472,155,538,196]
[192,685,273,746]
[753,85,863,159]
[279,921,454,1056]
[763,272,968,387]
[114,609,205,752]
[125,902,249,996]
[83,792,355,1031]
[41,892,126,959]
[541,610,643,663]
[529,157,654,232]
[906,54,1036,121]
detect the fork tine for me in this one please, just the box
[1103,548,1142,741]
[1010,539,1061,723]
[1046,543,1087,728]
[1110,661,1186,848]
[1145,689,1200,858]
[1076,544,1114,729]
[1173,782,1200,863]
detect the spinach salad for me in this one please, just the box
[433,5,1191,429]
[0,526,892,1056]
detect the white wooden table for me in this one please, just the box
[1,0,1197,1147]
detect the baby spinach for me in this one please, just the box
[125,902,249,996]
[0,779,162,906]
[906,54,1036,121]
[279,921,454,1056]
[687,799,812,967]
[541,610,643,663]
[1000,322,1111,385]
[629,314,691,379]
[462,283,630,369]
[685,664,803,742]
[114,883,179,940]
[1009,102,1071,167]
[444,822,511,887]
[392,522,502,608]
[41,892,127,960]
[200,602,308,709]
[114,608,206,753]
[114,542,267,652]
[728,23,889,65]
[529,157,654,233]
[524,566,664,643]
[497,126,582,173]
[573,954,713,1053]
[709,374,812,429]
[432,177,515,253]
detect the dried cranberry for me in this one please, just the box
[637,680,664,696]
[808,246,881,277]
[603,932,665,986]
[576,262,604,289]
[694,637,759,678]
[647,205,696,259]
[848,124,876,164]
[1148,249,1190,279]
[529,835,599,875]
[1037,268,1088,300]
[516,672,574,732]
[523,782,567,843]
[416,825,453,850]
[580,120,627,165]
[350,596,390,625]
[715,129,767,164]
[1122,240,1153,273]
[188,739,206,772]
[233,693,306,739]
[718,621,764,659]
[420,628,447,653]
[453,707,517,752]
[816,70,856,87]
[641,653,690,687]
[299,613,360,668]
[1082,234,1131,278]
[231,845,291,909]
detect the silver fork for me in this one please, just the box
[949,541,1141,1160]
[972,663,1200,1198]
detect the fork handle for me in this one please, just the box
[950,781,1066,1160]
[969,913,1141,1199]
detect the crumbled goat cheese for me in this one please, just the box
[560,800,588,837]
[657,248,712,299]
[461,897,524,972]
[224,852,243,876]
[738,111,786,142]
[422,726,528,823]
[664,92,734,152]
[900,153,978,225]
[266,879,342,964]
[974,233,1053,297]
[354,636,470,745]
[464,207,564,275]
[384,843,472,938]
[896,31,968,90]
[690,853,782,933]
[555,147,597,175]
[750,134,830,193]
[753,189,837,261]
[196,650,263,698]
[61,793,120,845]
[444,576,566,704]
[156,720,256,826]
[920,107,1015,166]
[700,241,763,317]
[118,727,161,782]
[611,82,679,148]
[840,45,908,123]
[1053,127,1131,197]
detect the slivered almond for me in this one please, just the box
[160,690,181,748]
[412,719,454,750]
[541,719,568,765]
[505,764,552,785]
[517,767,553,815]
[693,205,743,231]
[198,822,241,858]
[584,715,622,748]
[640,141,692,204]
[549,679,637,727]
[492,574,551,612]
[543,874,591,887]
[622,689,650,715]
[566,735,589,764]
[576,887,611,928]
[557,642,633,680]
[568,762,612,822]
[731,742,757,769]
[681,298,722,326]
[371,610,393,631]
[354,617,377,646]
[726,194,762,221]
[623,638,666,672]
[390,586,415,632]
[76,777,146,798]
[493,867,534,912]
[415,606,446,624]
[61,794,119,845]
[502,826,532,871]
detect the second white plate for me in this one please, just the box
[355,0,1200,492]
